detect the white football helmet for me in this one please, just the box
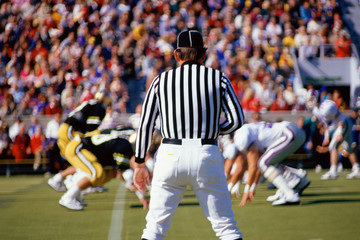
[312,100,339,124]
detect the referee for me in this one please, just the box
[134,30,244,240]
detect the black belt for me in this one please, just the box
[162,138,217,146]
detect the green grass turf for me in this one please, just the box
[1,170,360,240]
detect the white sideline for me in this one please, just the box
[108,182,126,240]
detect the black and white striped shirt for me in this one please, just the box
[135,61,245,163]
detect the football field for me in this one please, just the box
[1,170,359,240]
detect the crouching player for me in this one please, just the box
[233,121,308,206]
[48,91,108,191]
[313,100,360,179]
[59,128,140,210]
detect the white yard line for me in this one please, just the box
[108,182,126,240]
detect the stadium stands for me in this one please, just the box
[0,0,359,174]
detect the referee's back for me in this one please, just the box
[154,62,241,139]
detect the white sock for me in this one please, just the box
[272,175,295,196]
[352,163,359,172]
[53,173,63,183]
[286,173,301,189]
[329,165,337,174]
[231,181,241,195]
[283,165,303,177]
[62,185,81,200]
[227,182,234,192]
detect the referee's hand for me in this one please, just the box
[134,163,151,194]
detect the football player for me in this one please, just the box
[58,127,145,210]
[233,121,308,206]
[48,91,108,191]
[313,100,360,179]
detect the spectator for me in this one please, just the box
[0,93,16,118]
[29,116,39,134]
[79,83,94,103]
[259,79,276,111]
[270,89,291,111]
[30,125,45,171]
[299,1,312,24]
[298,38,317,59]
[282,29,296,48]
[9,116,22,142]
[294,26,309,48]
[60,80,75,110]
[109,77,128,114]
[127,103,143,130]
[241,88,261,113]
[305,88,319,111]
[334,30,352,58]
[12,123,31,163]
[307,11,321,35]
[33,93,48,116]
[248,48,266,73]
[252,18,268,47]
[283,83,297,108]
[45,96,63,116]
[0,120,12,159]
[332,89,347,110]
[266,17,282,45]
[44,112,63,174]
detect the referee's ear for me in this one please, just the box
[174,49,181,62]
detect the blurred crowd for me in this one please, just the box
[0,0,356,170]
[0,0,354,120]
[0,113,64,173]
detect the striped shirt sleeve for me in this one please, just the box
[219,74,245,135]
[134,76,160,163]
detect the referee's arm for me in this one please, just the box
[134,77,159,164]
[219,75,245,135]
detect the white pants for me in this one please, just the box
[258,122,305,173]
[142,139,242,240]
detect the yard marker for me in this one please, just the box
[108,182,126,240]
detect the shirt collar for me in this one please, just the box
[181,60,200,66]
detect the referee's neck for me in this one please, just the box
[180,60,201,66]
[174,50,205,66]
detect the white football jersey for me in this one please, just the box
[233,123,258,152]
[234,121,294,152]
[256,121,291,150]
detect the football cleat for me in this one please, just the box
[337,163,343,173]
[315,164,322,173]
[91,186,108,192]
[266,189,283,202]
[320,171,338,180]
[59,197,84,210]
[76,196,88,206]
[272,193,300,206]
[48,177,67,192]
[294,177,311,195]
[82,186,108,195]
[346,171,360,179]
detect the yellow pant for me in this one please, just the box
[65,139,114,186]
[57,123,83,158]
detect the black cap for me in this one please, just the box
[177,30,205,49]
